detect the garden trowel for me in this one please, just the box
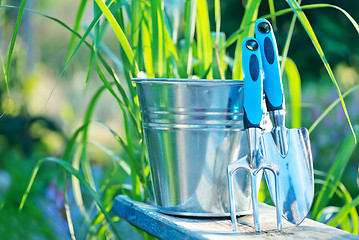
[227,37,282,232]
[255,19,314,225]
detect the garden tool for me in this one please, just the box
[227,37,282,232]
[255,18,314,225]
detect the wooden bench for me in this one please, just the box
[112,195,359,240]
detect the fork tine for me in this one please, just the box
[251,171,260,232]
[274,170,283,231]
[227,170,238,231]
[227,157,253,231]
[262,164,282,231]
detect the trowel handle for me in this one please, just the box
[255,19,284,112]
[242,37,263,129]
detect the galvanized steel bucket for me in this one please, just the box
[133,78,255,216]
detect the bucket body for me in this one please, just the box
[133,78,252,216]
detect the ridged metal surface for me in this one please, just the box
[134,78,252,216]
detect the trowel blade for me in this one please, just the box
[262,127,314,225]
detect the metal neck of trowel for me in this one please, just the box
[269,109,288,156]
[269,109,285,126]
[255,19,288,156]
[242,37,264,168]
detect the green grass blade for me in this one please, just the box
[163,6,173,44]
[94,0,138,76]
[96,121,144,200]
[92,121,140,178]
[5,0,27,92]
[19,161,41,212]
[1,58,9,117]
[95,61,125,108]
[96,40,123,69]
[259,4,359,34]
[100,62,139,128]
[93,0,101,57]
[63,83,109,225]
[340,217,352,233]
[267,0,276,29]
[98,58,132,109]
[225,3,359,59]
[224,26,248,49]
[89,140,131,176]
[164,22,186,77]
[63,124,88,161]
[277,2,359,77]
[78,77,115,193]
[184,0,197,76]
[63,188,76,240]
[286,0,356,142]
[311,128,359,220]
[150,0,166,77]
[92,211,106,228]
[110,4,138,99]
[283,58,301,128]
[55,123,91,229]
[196,0,212,78]
[84,2,102,84]
[66,0,87,62]
[81,83,113,148]
[81,158,97,198]
[2,2,137,107]
[224,55,234,71]
[131,0,142,68]
[141,8,155,77]
[61,0,109,78]
[279,0,301,76]
[232,0,261,79]
[85,48,96,83]
[311,4,358,34]
[309,85,359,134]
[212,32,226,79]
[63,0,133,78]
[214,0,221,45]
[0,6,90,50]
[82,84,114,146]
[83,140,132,237]
[95,59,141,141]
[71,147,93,224]
[262,3,359,77]
[19,157,121,239]
[326,183,359,234]
[94,60,138,158]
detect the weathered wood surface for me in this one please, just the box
[112,195,359,240]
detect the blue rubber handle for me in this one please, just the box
[242,37,263,129]
[255,19,284,111]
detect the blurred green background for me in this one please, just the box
[0,0,358,239]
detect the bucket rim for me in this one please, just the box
[132,78,243,85]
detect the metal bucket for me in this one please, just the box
[133,78,253,216]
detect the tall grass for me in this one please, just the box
[2,0,358,238]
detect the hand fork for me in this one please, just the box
[227,37,282,232]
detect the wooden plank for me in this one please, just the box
[112,195,359,240]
